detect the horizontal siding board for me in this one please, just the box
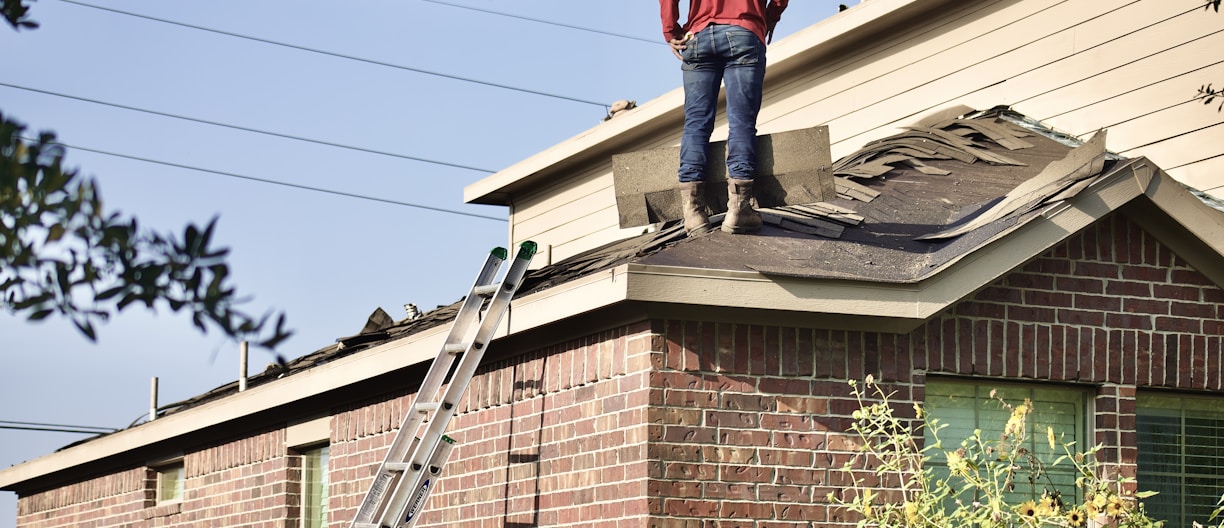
[548,220,646,264]
[760,0,1065,138]
[1015,31,1224,121]
[1169,155,1224,193]
[515,185,618,242]
[824,1,1212,156]
[1115,123,1224,171]
[1083,98,1224,154]
[771,0,1128,149]
[521,202,618,248]
[1009,10,1222,115]
[513,169,611,223]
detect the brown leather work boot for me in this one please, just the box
[678,181,712,235]
[722,178,762,234]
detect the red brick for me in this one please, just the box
[1172,268,1214,286]
[1122,265,1166,282]
[1008,305,1056,323]
[975,286,1023,303]
[1075,261,1120,279]
[1058,276,1104,294]
[1007,273,1056,290]
[1155,316,1201,334]
[1057,307,1106,328]
[795,328,814,377]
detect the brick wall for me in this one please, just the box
[14,215,1224,528]
[326,322,659,528]
[16,429,294,528]
[646,214,1224,526]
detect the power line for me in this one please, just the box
[55,0,611,109]
[422,0,665,46]
[0,420,117,435]
[0,81,497,174]
[22,136,509,222]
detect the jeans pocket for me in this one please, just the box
[680,34,699,64]
[727,30,764,65]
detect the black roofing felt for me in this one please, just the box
[636,108,1116,283]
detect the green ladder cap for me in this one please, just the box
[491,247,508,260]
[517,240,538,258]
[441,435,456,444]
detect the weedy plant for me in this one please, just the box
[831,376,1164,527]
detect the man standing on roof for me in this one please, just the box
[662,0,787,235]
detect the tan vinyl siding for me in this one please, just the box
[509,169,642,267]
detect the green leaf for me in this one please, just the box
[45,223,64,243]
[28,308,53,320]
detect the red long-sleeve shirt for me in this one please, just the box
[660,0,788,45]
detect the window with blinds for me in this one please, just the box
[155,462,184,504]
[302,445,330,528]
[1137,393,1224,527]
[923,380,1088,505]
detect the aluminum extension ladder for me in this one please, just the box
[350,241,536,528]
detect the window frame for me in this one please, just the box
[152,460,185,505]
[923,378,1092,504]
[1136,391,1224,527]
[298,443,330,528]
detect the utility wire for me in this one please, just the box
[56,0,611,109]
[422,0,664,46]
[1,81,497,174]
[21,136,509,222]
[0,420,118,434]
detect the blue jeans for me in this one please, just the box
[677,24,767,183]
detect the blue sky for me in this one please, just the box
[0,1,845,524]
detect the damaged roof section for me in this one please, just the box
[610,105,1112,243]
[626,106,1125,282]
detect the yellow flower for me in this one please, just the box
[945,450,967,476]
[1004,402,1030,438]
[1016,500,1039,517]
[1091,493,1108,509]
[1105,497,1125,518]
[1085,501,1099,518]
[905,502,919,523]
[1038,495,1059,516]
[1065,509,1086,527]
[913,402,924,419]
[1047,426,1056,450]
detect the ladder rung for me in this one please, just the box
[384,462,411,472]
[353,523,379,528]
[415,402,440,413]
[443,343,467,355]
[473,284,498,297]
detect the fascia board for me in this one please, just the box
[1143,165,1224,259]
[463,0,927,206]
[496,265,632,337]
[623,263,924,319]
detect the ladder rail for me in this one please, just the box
[377,242,536,528]
[349,247,510,527]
